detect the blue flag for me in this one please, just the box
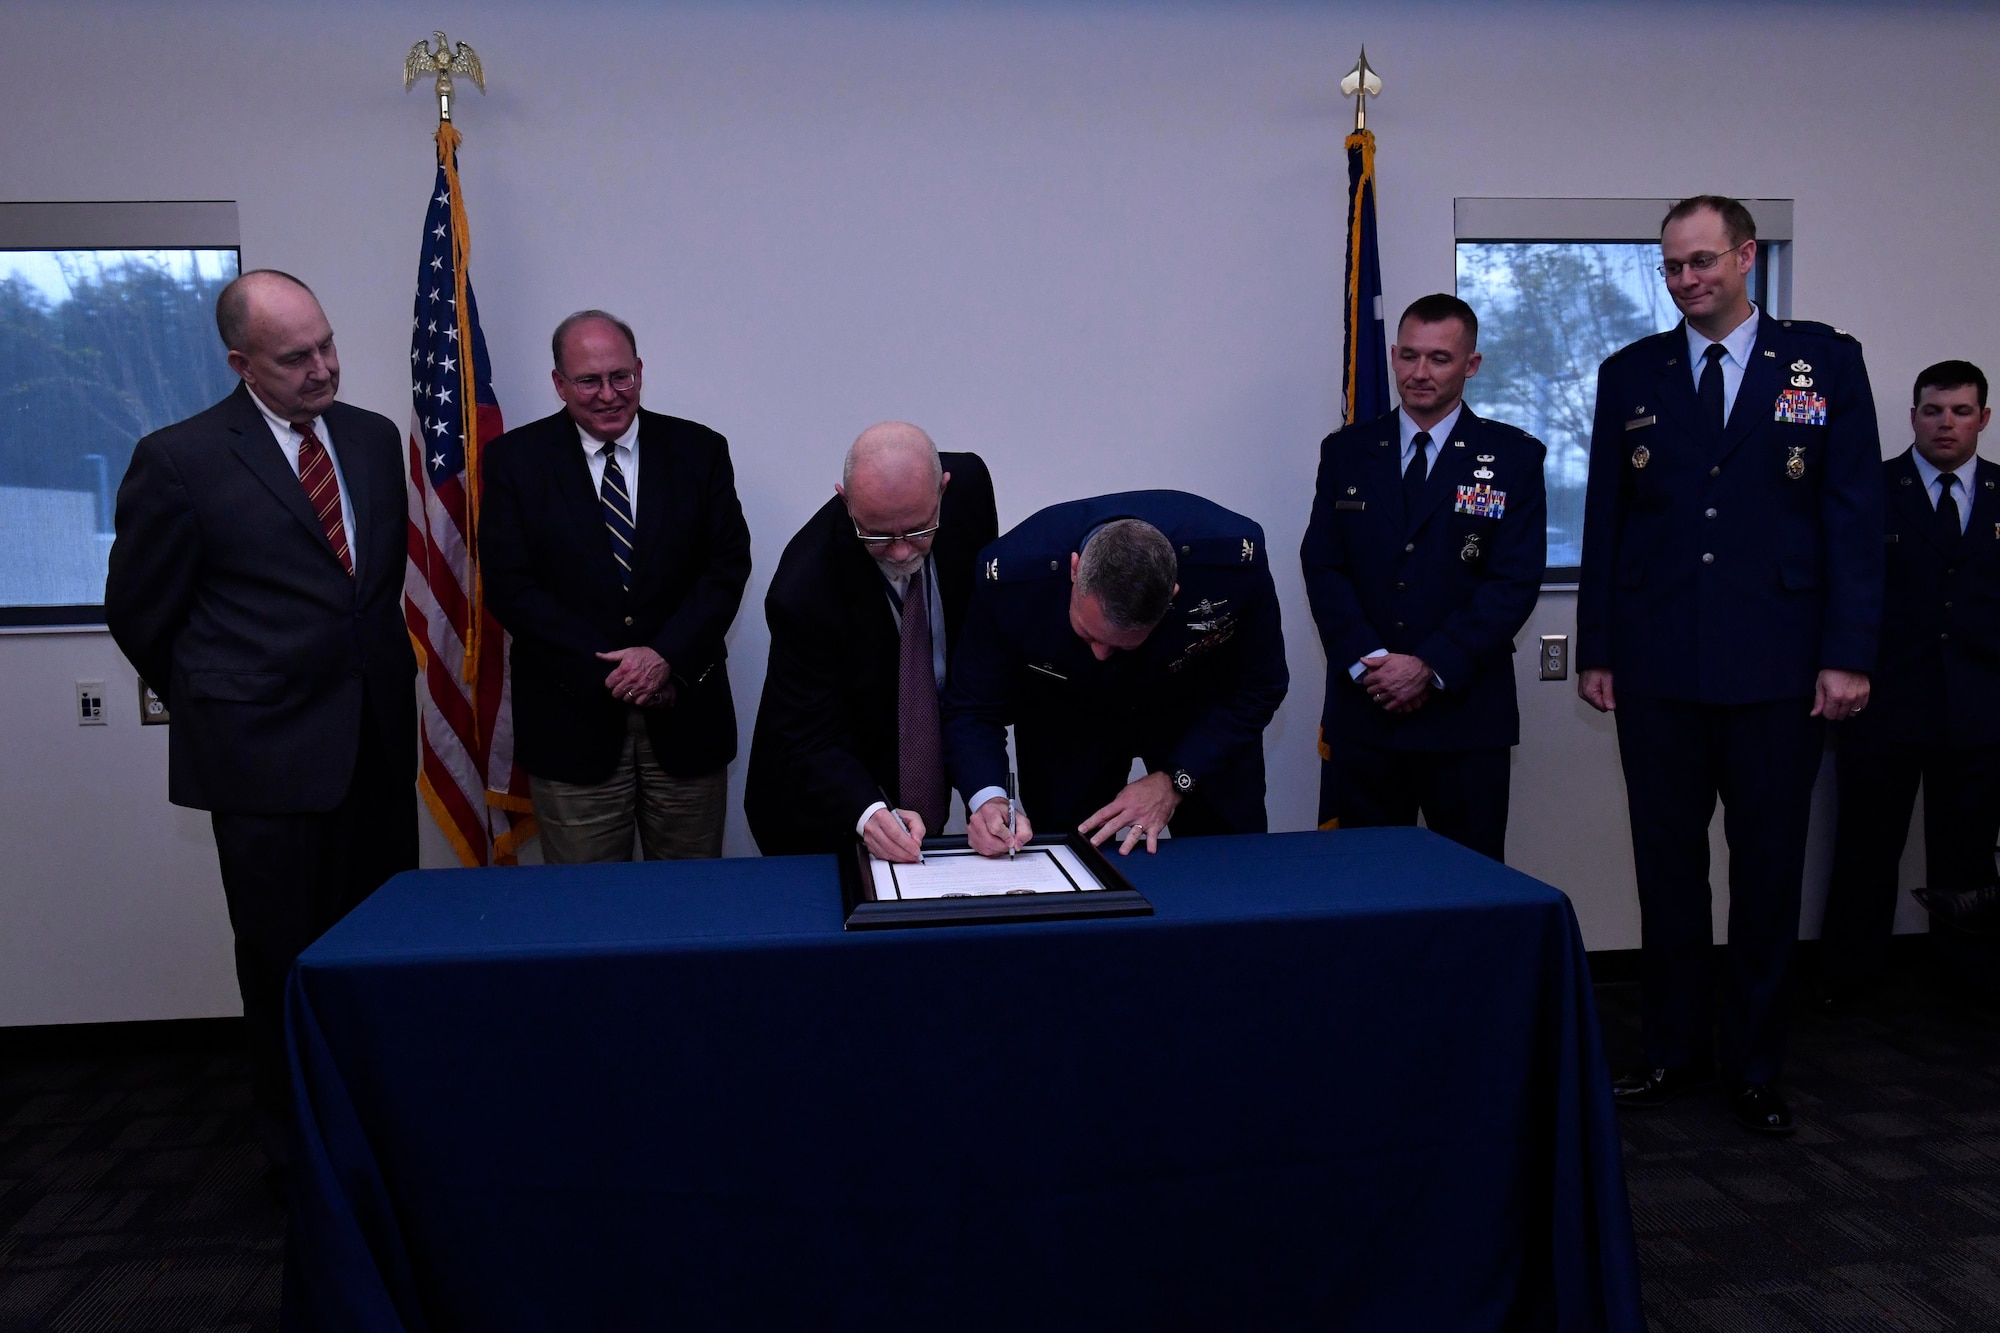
[1342,128,1389,425]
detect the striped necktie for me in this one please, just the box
[599,442,635,592]
[297,423,352,575]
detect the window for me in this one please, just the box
[0,202,240,627]
[1453,198,1792,582]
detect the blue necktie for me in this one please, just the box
[1403,430,1431,524]
[1938,472,1962,550]
[1699,343,1727,435]
[599,442,635,592]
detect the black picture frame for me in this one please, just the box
[839,831,1153,930]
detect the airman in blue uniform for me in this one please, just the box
[942,491,1287,857]
[1822,361,2000,1005]
[1578,195,1884,1136]
[1302,294,1547,861]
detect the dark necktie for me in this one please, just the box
[1699,343,1727,434]
[599,443,635,592]
[1938,472,1963,550]
[897,567,949,833]
[296,423,352,576]
[1403,430,1431,522]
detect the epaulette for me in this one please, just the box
[1176,533,1265,568]
[1775,318,1861,345]
[980,551,1068,584]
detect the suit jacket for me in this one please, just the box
[1577,317,1884,702]
[105,383,417,814]
[941,490,1289,828]
[1300,406,1547,751]
[480,407,752,784]
[1845,449,2000,750]
[744,453,999,855]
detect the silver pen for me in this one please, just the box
[882,794,924,865]
[1006,771,1018,861]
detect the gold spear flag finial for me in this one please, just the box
[404,30,486,123]
[1340,47,1382,132]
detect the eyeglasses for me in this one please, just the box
[849,511,942,547]
[561,369,637,395]
[1658,244,1747,280]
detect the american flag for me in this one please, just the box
[403,122,534,865]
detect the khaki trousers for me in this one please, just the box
[531,711,728,863]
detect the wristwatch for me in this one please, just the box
[1169,768,1196,795]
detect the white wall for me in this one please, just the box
[2,0,1993,1023]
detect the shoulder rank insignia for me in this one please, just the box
[1775,390,1827,425]
[1240,539,1256,563]
[985,557,999,581]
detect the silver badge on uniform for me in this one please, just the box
[1240,539,1256,562]
[985,557,999,580]
[1460,533,1482,563]
[1785,445,1806,480]
[1473,466,1495,481]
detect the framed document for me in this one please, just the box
[839,832,1153,930]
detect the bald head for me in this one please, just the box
[218,269,339,423]
[838,422,948,577]
[215,269,317,353]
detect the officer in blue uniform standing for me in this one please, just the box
[1578,195,1883,1136]
[1821,361,2000,1007]
[1301,293,1547,860]
[942,492,1287,858]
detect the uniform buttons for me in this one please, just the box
[1393,621,1406,631]
[1404,542,1415,553]
[1704,508,1717,519]
[624,616,634,626]
[1394,582,1407,592]
[1945,601,1954,610]
[1701,553,1714,565]
[1942,632,1951,642]
[1709,465,1721,477]
[1181,546,1191,554]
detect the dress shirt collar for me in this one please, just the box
[1911,447,1976,507]
[247,386,327,459]
[1684,305,1760,374]
[1398,402,1464,469]
[577,414,639,460]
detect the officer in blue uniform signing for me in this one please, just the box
[1577,195,1884,1137]
[1301,293,1547,861]
[941,492,1288,858]
[1821,360,2000,1008]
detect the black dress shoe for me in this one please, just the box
[1734,1083,1795,1137]
[1610,1065,1715,1109]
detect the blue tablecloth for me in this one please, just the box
[283,828,1640,1330]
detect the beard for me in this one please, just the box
[876,551,926,579]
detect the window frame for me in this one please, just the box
[0,200,241,631]
[1453,198,1793,586]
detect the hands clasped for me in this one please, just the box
[1361,652,1431,714]
[598,646,671,707]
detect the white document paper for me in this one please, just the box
[869,845,1104,901]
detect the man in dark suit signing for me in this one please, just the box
[1301,293,1547,861]
[1821,360,2000,1006]
[745,422,998,860]
[481,310,751,861]
[1577,195,1884,1136]
[106,269,418,1166]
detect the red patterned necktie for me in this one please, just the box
[297,423,353,575]
[897,568,950,833]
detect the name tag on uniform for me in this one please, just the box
[1454,483,1506,518]
[1334,500,1366,511]
[1625,415,1657,431]
[1775,389,1827,425]
[1885,534,1899,544]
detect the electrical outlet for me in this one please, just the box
[77,680,107,725]
[139,679,170,725]
[1538,635,1569,681]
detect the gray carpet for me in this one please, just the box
[6,953,2000,1331]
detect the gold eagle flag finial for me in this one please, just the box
[404,30,486,123]
[1339,47,1382,132]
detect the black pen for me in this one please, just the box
[1006,770,1018,861]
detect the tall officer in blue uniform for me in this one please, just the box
[1821,361,2000,1006]
[942,492,1287,857]
[1301,293,1547,860]
[1577,195,1883,1136]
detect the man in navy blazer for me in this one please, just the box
[106,270,418,1169]
[1577,196,1884,1136]
[1301,293,1547,861]
[1821,361,2000,1003]
[481,311,751,862]
[942,491,1287,858]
